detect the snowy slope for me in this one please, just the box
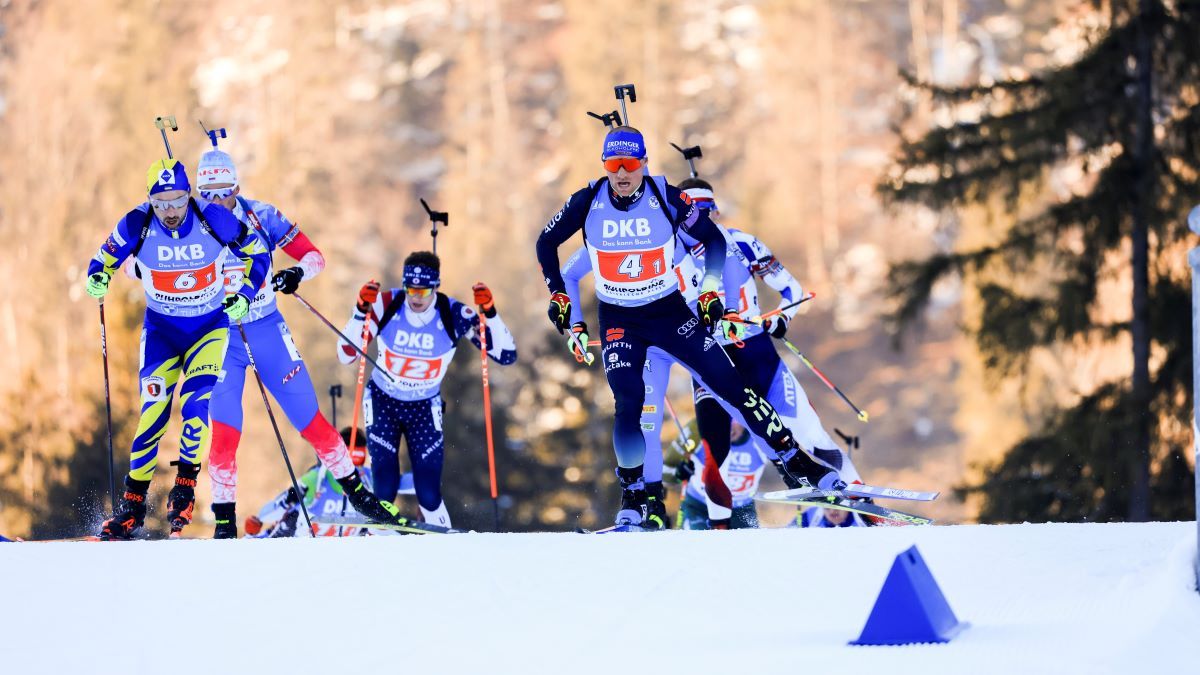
[2,522,1197,675]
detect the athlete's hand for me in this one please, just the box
[567,321,590,361]
[271,266,304,294]
[763,314,789,338]
[697,290,724,329]
[675,457,696,482]
[357,280,380,314]
[223,294,250,321]
[244,515,263,536]
[86,271,111,300]
[547,292,571,333]
[472,282,495,316]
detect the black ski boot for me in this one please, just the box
[644,481,668,530]
[166,461,201,536]
[615,466,647,526]
[769,436,846,491]
[337,471,405,525]
[99,476,150,540]
[212,502,237,539]
[270,507,301,538]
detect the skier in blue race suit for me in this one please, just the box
[85,158,270,539]
[337,251,517,528]
[535,125,845,529]
[196,147,406,536]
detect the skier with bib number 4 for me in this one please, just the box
[337,252,517,528]
[85,158,270,539]
[196,143,408,536]
[535,125,844,530]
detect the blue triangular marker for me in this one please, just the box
[850,545,969,645]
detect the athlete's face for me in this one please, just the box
[823,507,849,525]
[405,286,435,313]
[200,183,240,211]
[604,156,646,197]
[150,189,189,229]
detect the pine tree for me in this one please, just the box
[881,0,1200,522]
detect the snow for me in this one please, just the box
[2,522,1198,674]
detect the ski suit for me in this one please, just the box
[689,226,860,522]
[337,290,516,526]
[206,195,354,504]
[88,200,269,481]
[536,177,798,481]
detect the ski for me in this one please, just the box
[312,516,461,535]
[755,493,934,526]
[578,523,648,534]
[760,482,939,503]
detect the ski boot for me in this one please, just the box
[770,436,846,491]
[615,466,647,526]
[99,476,150,540]
[643,481,668,530]
[337,471,407,526]
[212,502,237,539]
[166,461,201,537]
[270,508,301,538]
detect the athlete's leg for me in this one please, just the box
[764,362,862,482]
[364,380,404,502]
[170,316,230,532]
[403,395,450,526]
[598,304,654,524]
[208,324,249,504]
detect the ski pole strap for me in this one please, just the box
[567,332,594,365]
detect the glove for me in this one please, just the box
[244,515,263,536]
[567,321,589,358]
[721,312,744,342]
[696,290,724,329]
[357,280,380,314]
[763,314,789,338]
[675,457,696,482]
[223,294,250,321]
[472,281,495,316]
[271,266,304,294]
[547,292,571,332]
[86,271,111,299]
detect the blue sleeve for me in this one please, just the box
[666,184,725,286]
[207,204,271,303]
[87,207,144,276]
[249,199,300,250]
[560,246,591,326]
[536,185,594,294]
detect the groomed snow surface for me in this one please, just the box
[2,521,1198,674]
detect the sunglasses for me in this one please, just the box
[603,157,644,173]
[200,186,237,202]
[150,194,189,211]
[405,286,435,298]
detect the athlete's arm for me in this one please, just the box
[261,201,326,281]
[560,246,592,326]
[336,289,388,365]
[455,299,518,365]
[87,208,143,277]
[535,186,593,294]
[666,186,726,292]
[737,232,805,318]
[210,206,271,303]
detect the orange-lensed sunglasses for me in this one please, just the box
[405,286,435,298]
[603,157,644,173]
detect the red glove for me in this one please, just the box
[244,515,263,536]
[472,282,494,315]
[357,280,380,314]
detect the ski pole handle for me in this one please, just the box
[568,332,595,366]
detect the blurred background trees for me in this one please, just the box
[0,0,1193,537]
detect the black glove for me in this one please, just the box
[764,314,789,338]
[675,457,696,482]
[547,292,571,333]
[271,266,304,294]
[696,290,724,329]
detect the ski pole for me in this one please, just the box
[154,115,178,158]
[568,331,595,365]
[347,318,370,480]
[419,199,449,255]
[663,396,694,453]
[237,320,315,535]
[779,337,869,422]
[329,384,350,537]
[478,308,501,531]
[290,292,397,384]
[98,302,117,512]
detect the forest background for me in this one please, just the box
[0,0,1192,537]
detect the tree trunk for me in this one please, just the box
[1127,0,1155,521]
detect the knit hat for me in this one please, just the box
[197,149,238,188]
[145,159,190,196]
